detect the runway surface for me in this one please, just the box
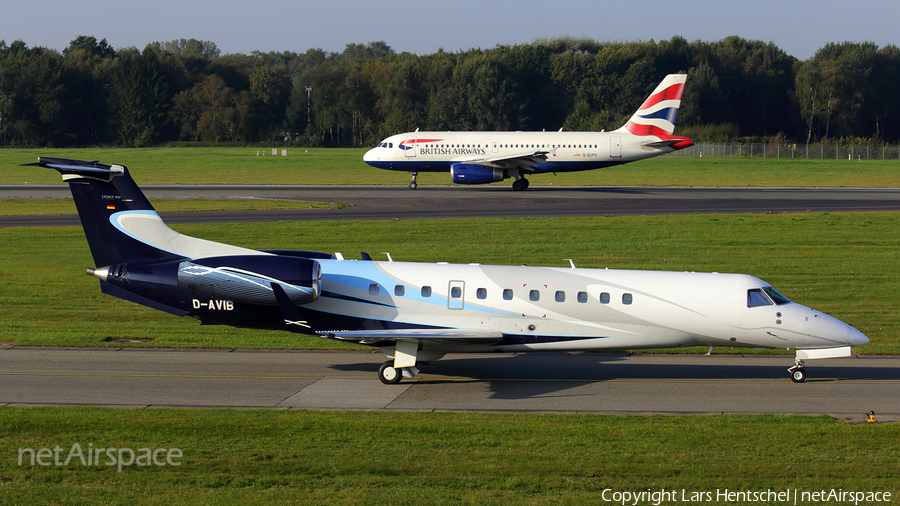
[1,346,897,418]
[3,185,900,227]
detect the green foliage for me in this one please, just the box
[3,36,900,148]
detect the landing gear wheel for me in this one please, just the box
[789,366,806,383]
[409,182,417,189]
[512,178,529,191]
[408,171,418,190]
[379,361,403,384]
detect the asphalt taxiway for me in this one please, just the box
[2,185,900,227]
[1,347,897,418]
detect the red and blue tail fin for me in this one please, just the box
[616,74,687,138]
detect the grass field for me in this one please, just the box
[3,147,899,187]
[2,149,898,504]
[1,408,898,505]
[1,213,896,353]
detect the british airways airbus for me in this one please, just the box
[31,157,867,384]
[364,74,694,189]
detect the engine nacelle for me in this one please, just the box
[450,164,506,185]
[176,255,322,305]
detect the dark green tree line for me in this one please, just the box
[1,35,899,148]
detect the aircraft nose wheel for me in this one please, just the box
[788,366,806,383]
[408,171,418,190]
[379,361,403,384]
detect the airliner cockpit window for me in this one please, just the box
[763,286,791,305]
[747,289,773,307]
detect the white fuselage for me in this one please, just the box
[363,130,687,174]
[307,258,867,355]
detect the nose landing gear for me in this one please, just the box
[408,171,418,189]
[788,357,806,383]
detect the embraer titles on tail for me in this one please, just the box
[364,74,693,189]
[31,158,867,384]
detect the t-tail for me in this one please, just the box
[27,157,322,323]
[615,74,693,150]
[26,158,183,267]
[27,157,262,267]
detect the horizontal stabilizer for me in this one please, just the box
[25,158,124,182]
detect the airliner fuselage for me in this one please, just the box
[364,74,694,189]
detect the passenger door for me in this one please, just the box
[448,280,465,310]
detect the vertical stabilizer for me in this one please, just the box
[27,158,185,267]
[27,158,262,267]
[616,74,687,137]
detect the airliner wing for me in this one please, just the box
[459,149,549,172]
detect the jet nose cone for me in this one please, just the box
[849,326,869,347]
[363,148,378,163]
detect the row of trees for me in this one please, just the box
[1,35,899,147]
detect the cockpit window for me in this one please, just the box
[763,286,791,305]
[747,289,773,307]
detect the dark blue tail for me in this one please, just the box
[26,157,185,267]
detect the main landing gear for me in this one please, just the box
[378,361,420,385]
[788,357,806,383]
[408,171,418,189]
[512,177,530,191]
[379,361,402,384]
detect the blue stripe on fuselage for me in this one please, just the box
[319,259,516,317]
[365,160,625,174]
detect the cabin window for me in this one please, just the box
[450,286,462,299]
[368,284,380,295]
[476,288,487,299]
[394,285,405,296]
[503,289,513,300]
[600,292,611,304]
[555,291,566,302]
[421,286,432,297]
[529,290,540,301]
[747,289,772,307]
[577,291,588,303]
[623,293,633,305]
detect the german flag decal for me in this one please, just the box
[106,204,115,210]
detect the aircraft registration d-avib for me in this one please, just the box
[31,157,867,384]
[364,74,694,189]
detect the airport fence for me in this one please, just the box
[671,142,900,160]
